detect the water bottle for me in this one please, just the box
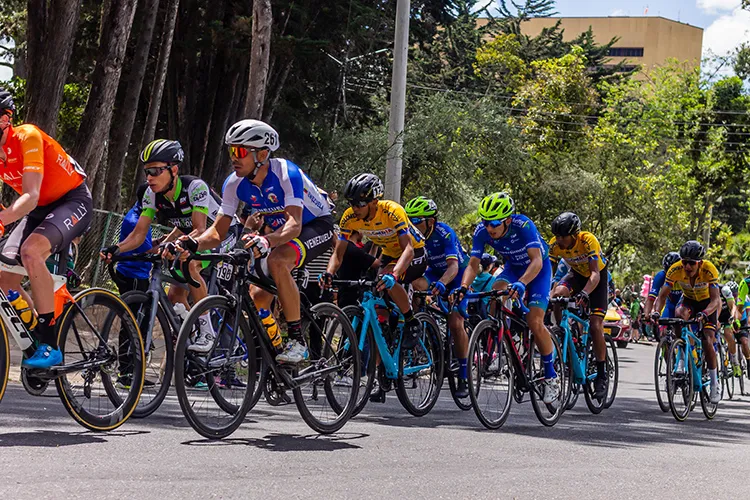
[173,303,189,323]
[259,308,283,353]
[7,289,38,330]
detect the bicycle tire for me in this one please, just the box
[583,336,604,414]
[294,302,360,434]
[549,326,574,412]
[174,295,257,439]
[467,319,513,429]
[565,383,581,410]
[55,288,145,431]
[341,305,377,417]
[396,312,443,417]
[603,337,619,409]
[0,322,8,405]
[120,291,175,418]
[445,321,474,411]
[700,348,718,419]
[529,332,566,427]
[720,342,734,400]
[666,337,693,422]
[654,335,670,412]
[740,357,746,396]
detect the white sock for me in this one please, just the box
[199,312,214,336]
[710,368,718,386]
[731,352,738,364]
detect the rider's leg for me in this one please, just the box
[724,326,738,365]
[742,336,750,360]
[267,244,302,328]
[551,284,572,325]
[411,276,428,311]
[20,234,54,344]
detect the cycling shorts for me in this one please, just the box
[425,265,465,296]
[661,300,677,319]
[380,246,427,285]
[678,297,718,332]
[2,183,92,262]
[495,258,552,311]
[719,307,733,327]
[558,266,609,318]
[286,215,335,270]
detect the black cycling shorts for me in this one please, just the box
[559,266,609,318]
[287,215,335,270]
[2,183,93,261]
[719,306,732,327]
[379,246,427,285]
[679,297,718,332]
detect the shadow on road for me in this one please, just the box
[181,432,368,452]
[0,430,108,447]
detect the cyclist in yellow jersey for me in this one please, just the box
[548,212,610,401]
[324,174,427,403]
[653,240,722,404]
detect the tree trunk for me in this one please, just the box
[73,0,137,195]
[203,64,240,189]
[25,0,83,136]
[103,0,161,213]
[132,0,180,194]
[243,0,272,119]
[264,59,292,122]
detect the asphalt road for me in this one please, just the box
[2,342,750,499]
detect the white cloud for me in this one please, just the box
[702,6,750,56]
[610,9,628,16]
[697,0,741,13]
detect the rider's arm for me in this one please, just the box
[391,233,414,279]
[644,296,656,317]
[653,284,671,316]
[117,215,152,253]
[440,259,459,286]
[582,258,601,295]
[705,285,721,316]
[326,237,348,275]
[0,171,42,226]
[195,215,233,251]
[265,205,302,247]
[517,247,543,285]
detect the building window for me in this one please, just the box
[608,47,644,57]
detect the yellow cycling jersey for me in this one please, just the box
[339,200,425,258]
[665,260,719,302]
[548,231,607,277]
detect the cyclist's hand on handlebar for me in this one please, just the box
[452,286,468,303]
[650,311,660,323]
[431,281,446,297]
[244,234,271,259]
[575,290,590,307]
[319,272,334,290]
[695,311,708,325]
[377,273,397,291]
[169,236,198,261]
[100,245,120,263]
[508,281,526,301]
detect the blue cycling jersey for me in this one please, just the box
[117,204,153,280]
[470,214,549,269]
[424,221,468,272]
[553,260,569,284]
[649,269,682,304]
[220,158,331,231]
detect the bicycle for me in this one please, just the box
[717,333,733,400]
[174,249,360,438]
[467,290,567,429]
[336,279,443,417]
[549,297,619,414]
[660,317,719,421]
[0,250,145,431]
[653,321,673,412]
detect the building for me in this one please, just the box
[520,16,704,73]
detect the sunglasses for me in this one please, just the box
[483,218,507,229]
[409,217,425,225]
[682,259,699,266]
[348,199,370,208]
[228,146,264,159]
[143,166,171,177]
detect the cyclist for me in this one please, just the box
[325,174,427,402]
[456,192,560,404]
[405,195,471,397]
[652,240,722,404]
[101,139,236,353]
[181,120,334,364]
[719,280,743,376]
[0,87,92,368]
[644,252,682,322]
[548,212,609,401]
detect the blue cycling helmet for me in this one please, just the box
[480,253,497,269]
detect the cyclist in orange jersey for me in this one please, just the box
[0,87,92,369]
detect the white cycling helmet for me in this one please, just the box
[225,119,280,152]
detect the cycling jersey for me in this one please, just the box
[664,260,720,302]
[220,158,331,231]
[548,231,607,277]
[739,278,750,303]
[338,199,425,259]
[423,221,468,272]
[649,269,683,305]
[470,214,549,269]
[1,124,86,206]
[553,259,570,285]
[141,175,224,233]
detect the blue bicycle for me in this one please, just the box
[549,297,618,414]
[337,279,444,417]
[660,317,719,421]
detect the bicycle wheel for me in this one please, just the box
[654,335,670,412]
[529,332,566,426]
[55,288,145,431]
[121,291,174,418]
[565,383,581,410]
[342,305,377,417]
[396,312,443,417]
[0,323,8,405]
[294,302,360,434]
[700,349,718,419]
[740,356,746,396]
[583,336,604,414]
[603,336,619,409]
[445,322,476,411]
[666,338,694,422]
[467,319,513,429]
[719,342,734,400]
[174,295,256,439]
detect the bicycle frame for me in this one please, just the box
[675,323,707,392]
[558,306,594,386]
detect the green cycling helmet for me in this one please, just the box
[478,192,514,221]
[404,196,438,218]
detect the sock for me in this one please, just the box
[287,320,304,343]
[199,312,214,336]
[403,309,415,324]
[542,352,557,379]
[710,368,718,386]
[731,352,738,364]
[458,358,468,379]
[596,360,606,378]
[37,312,57,348]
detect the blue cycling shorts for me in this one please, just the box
[661,299,677,319]
[425,266,466,295]
[495,258,552,310]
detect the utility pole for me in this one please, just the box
[384,0,410,202]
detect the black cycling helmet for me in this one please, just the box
[480,253,497,269]
[140,139,184,165]
[662,251,681,272]
[344,173,384,203]
[551,212,582,237]
[0,87,15,116]
[679,240,705,261]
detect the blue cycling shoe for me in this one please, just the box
[23,344,63,369]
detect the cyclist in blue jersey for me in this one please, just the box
[551,259,570,289]
[456,192,560,404]
[405,196,472,397]
[113,183,153,292]
[644,252,682,326]
[182,120,335,364]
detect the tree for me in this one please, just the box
[244,0,271,119]
[24,0,82,135]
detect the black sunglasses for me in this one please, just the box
[682,259,699,266]
[144,166,171,177]
[348,199,370,208]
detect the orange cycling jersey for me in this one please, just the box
[0,124,86,206]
